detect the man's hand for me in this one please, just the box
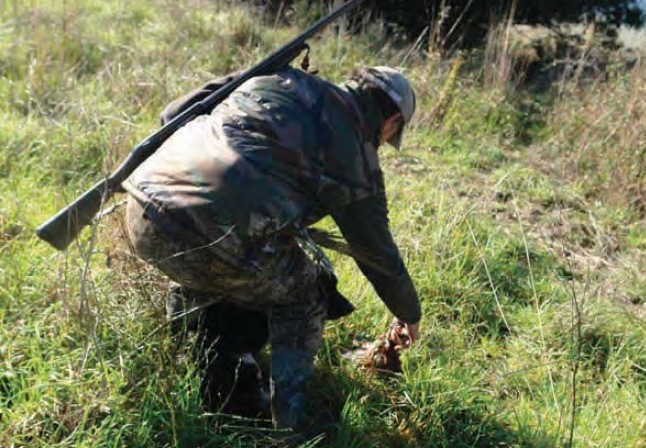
[387,318,419,351]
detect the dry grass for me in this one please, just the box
[1,1,645,447]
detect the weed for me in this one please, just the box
[1,1,645,447]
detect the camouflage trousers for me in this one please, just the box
[126,196,327,429]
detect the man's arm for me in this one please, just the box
[331,193,421,325]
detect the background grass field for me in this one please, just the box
[1,1,645,447]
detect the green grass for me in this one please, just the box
[2,1,646,447]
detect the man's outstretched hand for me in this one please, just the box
[387,318,419,351]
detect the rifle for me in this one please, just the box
[37,0,363,251]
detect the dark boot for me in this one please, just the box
[167,286,271,417]
[197,344,270,417]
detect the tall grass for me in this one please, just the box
[547,60,646,214]
[1,1,645,447]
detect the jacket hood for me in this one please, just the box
[339,79,387,150]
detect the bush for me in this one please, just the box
[250,0,644,50]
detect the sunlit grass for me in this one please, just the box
[1,1,645,447]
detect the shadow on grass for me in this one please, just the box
[118,339,559,448]
[117,366,543,448]
[305,363,557,448]
[120,390,285,448]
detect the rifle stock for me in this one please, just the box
[36,178,111,251]
[36,0,363,250]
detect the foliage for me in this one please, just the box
[364,0,645,48]
[255,0,644,49]
[1,1,646,447]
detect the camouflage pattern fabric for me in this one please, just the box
[126,196,320,308]
[129,67,383,243]
[126,196,325,428]
[128,66,420,324]
[125,66,422,429]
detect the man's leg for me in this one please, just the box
[126,197,330,424]
[167,285,270,416]
[266,272,327,429]
[127,197,271,416]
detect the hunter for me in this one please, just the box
[124,65,421,431]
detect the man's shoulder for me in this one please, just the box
[239,68,344,106]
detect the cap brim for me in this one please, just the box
[387,125,404,150]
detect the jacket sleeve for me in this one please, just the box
[160,71,244,125]
[330,191,421,324]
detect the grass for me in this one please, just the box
[1,1,646,447]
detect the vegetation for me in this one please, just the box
[363,0,644,47]
[1,0,645,447]
[255,0,645,48]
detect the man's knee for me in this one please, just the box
[268,282,327,353]
[167,285,269,354]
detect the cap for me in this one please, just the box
[364,66,416,149]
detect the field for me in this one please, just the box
[1,1,646,447]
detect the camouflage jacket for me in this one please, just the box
[129,67,420,324]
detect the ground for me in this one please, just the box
[1,1,645,447]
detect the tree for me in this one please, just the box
[363,0,644,48]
